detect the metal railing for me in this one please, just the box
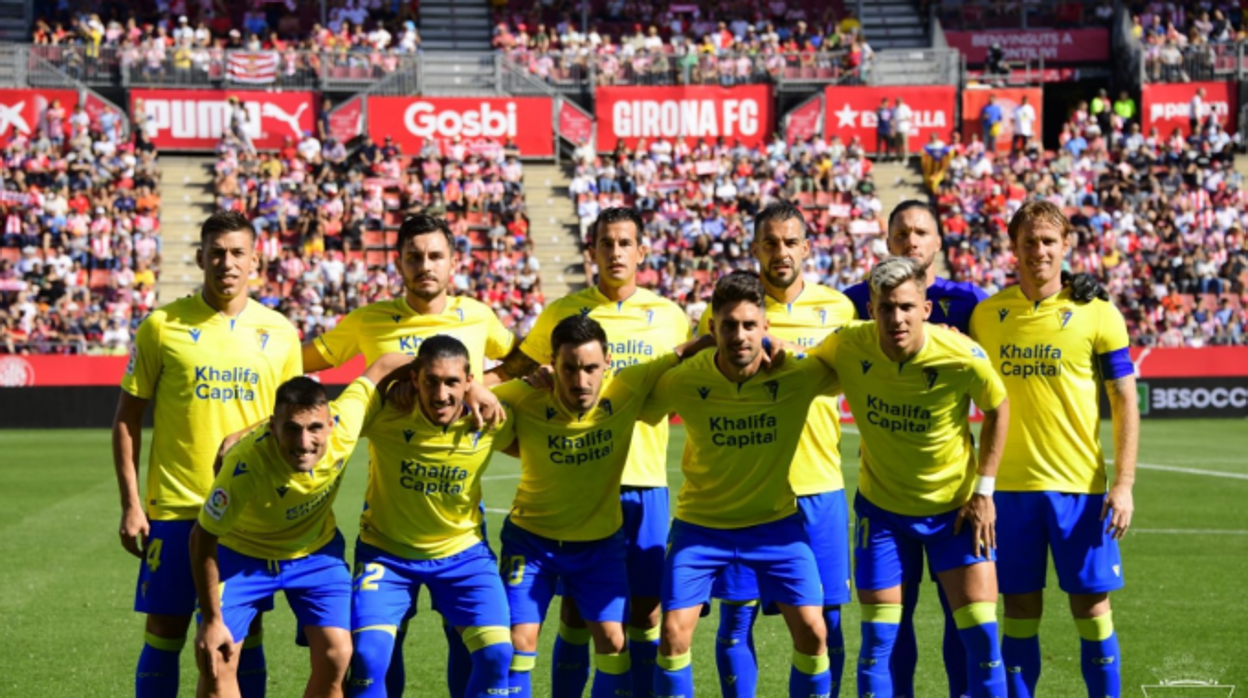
[502,50,860,89]
[1142,40,1243,83]
[30,45,123,87]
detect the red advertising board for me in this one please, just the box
[0,88,79,140]
[823,85,956,154]
[1142,81,1238,137]
[0,354,365,387]
[785,95,823,145]
[558,100,594,146]
[595,84,774,152]
[961,88,1043,152]
[328,94,364,144]
[945,29,1110,64]
[129,89,318,151]
[366,96,554,157]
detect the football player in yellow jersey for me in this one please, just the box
[493,207,690,696]
[970,201,1138,698]
[492,314,679,698]
[190,354,402,698]
[347,336,515,698]
[806,257,1011,698]
[302,213,516,696]
[693,201,856,696]
[113,211,302,698]
[646,272,842,697]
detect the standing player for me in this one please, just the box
[493,206,690,695]
[347,336,514,698]
[644,271,839,697]
[694,201,856,696]
[810,257,1009,698]
[970,201,1138,698]
[492,314,680,698]
[303,213,517,696]
[190,356,400,698]
[113,210,301,698]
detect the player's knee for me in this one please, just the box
[1004,591,1044,619]
[511,623,540,653]
[464,626,513,683]
[314,631,354,676]
[145,613,192,640]
[1069,592,1110,620]
[659,612,696,656]
[351,627,397,678]
[590,622,628,654]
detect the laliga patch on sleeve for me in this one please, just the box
[126,345,138,375]
[204,488,230,521]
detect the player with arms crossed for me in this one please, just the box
[810,257,1010,698]
[693,201,856,696]
[113,210,301,698]
[347,336,514,698]
[493,206,690,695]
[970,201,1138,698]
[493,314,680,698]
[190,354,406,698]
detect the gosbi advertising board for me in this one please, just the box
[129,89,317,150]
[0,88,79,140]
[595,84,774,151]
[961,88,1043,153]
[365,96,554,157]
[822,85,956,154]
[1141,81,1238,137]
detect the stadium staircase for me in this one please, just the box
[872,158,951,276]
[523,162,585,299]
[419,0,493,54]
[860,0,931,50]
[157,156,218,302]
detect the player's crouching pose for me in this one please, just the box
[189,354,406,698]
[807,257,1010,698]
[347,336,514,698]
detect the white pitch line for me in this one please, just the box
[485,508,510,514]
[1133,528,1248,535]
[1132,462,1248,481]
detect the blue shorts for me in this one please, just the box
[216,533,352,643]
[135,519,196,616]
[663,515,823,612]
[711,491,853,608]
[995,491,1124,595]
[352,540,509,631]
[853,493,994,592]
[553,486,669,601]
[500,518,629,625]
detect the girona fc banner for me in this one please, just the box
[130,89,317,151]
[595,84,774,152]
[1142,81,1238,137]
[961,88,1043,152]
[0,88,79,139]
[823,85,955,154]
[366,96,554,157]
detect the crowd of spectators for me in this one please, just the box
[1135,2,1244,83]
[937,0,1117,31]
[209,119,543,345]
[567,132,886,321]
[0,102,160,355]
[921,90,1248,346]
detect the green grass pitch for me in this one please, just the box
[1,420,1245,696]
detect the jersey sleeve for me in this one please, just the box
[1093,303,1133,381]
[639,369,676,425]
[968,303,988,343]
[967,341,1008,411]
[279,328,303,382]
[518,305,559,364]
[484,309,518,360]
[808,327,842,374]
[197,443,257,537]
[120,312,163,399]
[626,352,681,397]
[331,377,381,442]
[313,308,361,368]
[489,403,517,452]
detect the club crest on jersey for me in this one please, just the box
[998,309,1010,323]
[697,386,711,400]
[763,379,780,402]
[471,431,483,448]
[860,360,873,374]
[646,309,655,325]
[817,308,828,325]
[189,328,202,343]
[939,298,952,318]
[403,429,415,443]
[1059,307,1074,329]
[545,406,557,420]
[255,329,270,351]
[600,398,614,416]
[922,368,939,390]
[455,308,465,322]
[232,461,249,477]
[276,485,290,498]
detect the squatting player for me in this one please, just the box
[190,355,405,698]
[493,206,690,695]
[810,257,1010,698]
[492,314,679,698]
[346,336,515,698]
[694,201,856,696]
[644,271,840,697]
[971,201,1138,698]
[113,210,301,698]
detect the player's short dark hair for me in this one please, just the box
[712,271,767,313]
[274,376,328,413]
[590,207,644,246]
[551,314,609,357]
[754,200,806,239]
[200,210,255,244]
[397,213,455,253]
[416,335,471,376]
[887,200,937,232]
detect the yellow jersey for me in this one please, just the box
[810,323,1007,517]
[358,399,516,560]
[121,295,302,521]
[520,286,691,488]
[198,378,380,560]
[494,354,679,541]
[313,295,516,379]
[970,287,1133,494]
[697,282,856,495]
[642,350,840,529]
